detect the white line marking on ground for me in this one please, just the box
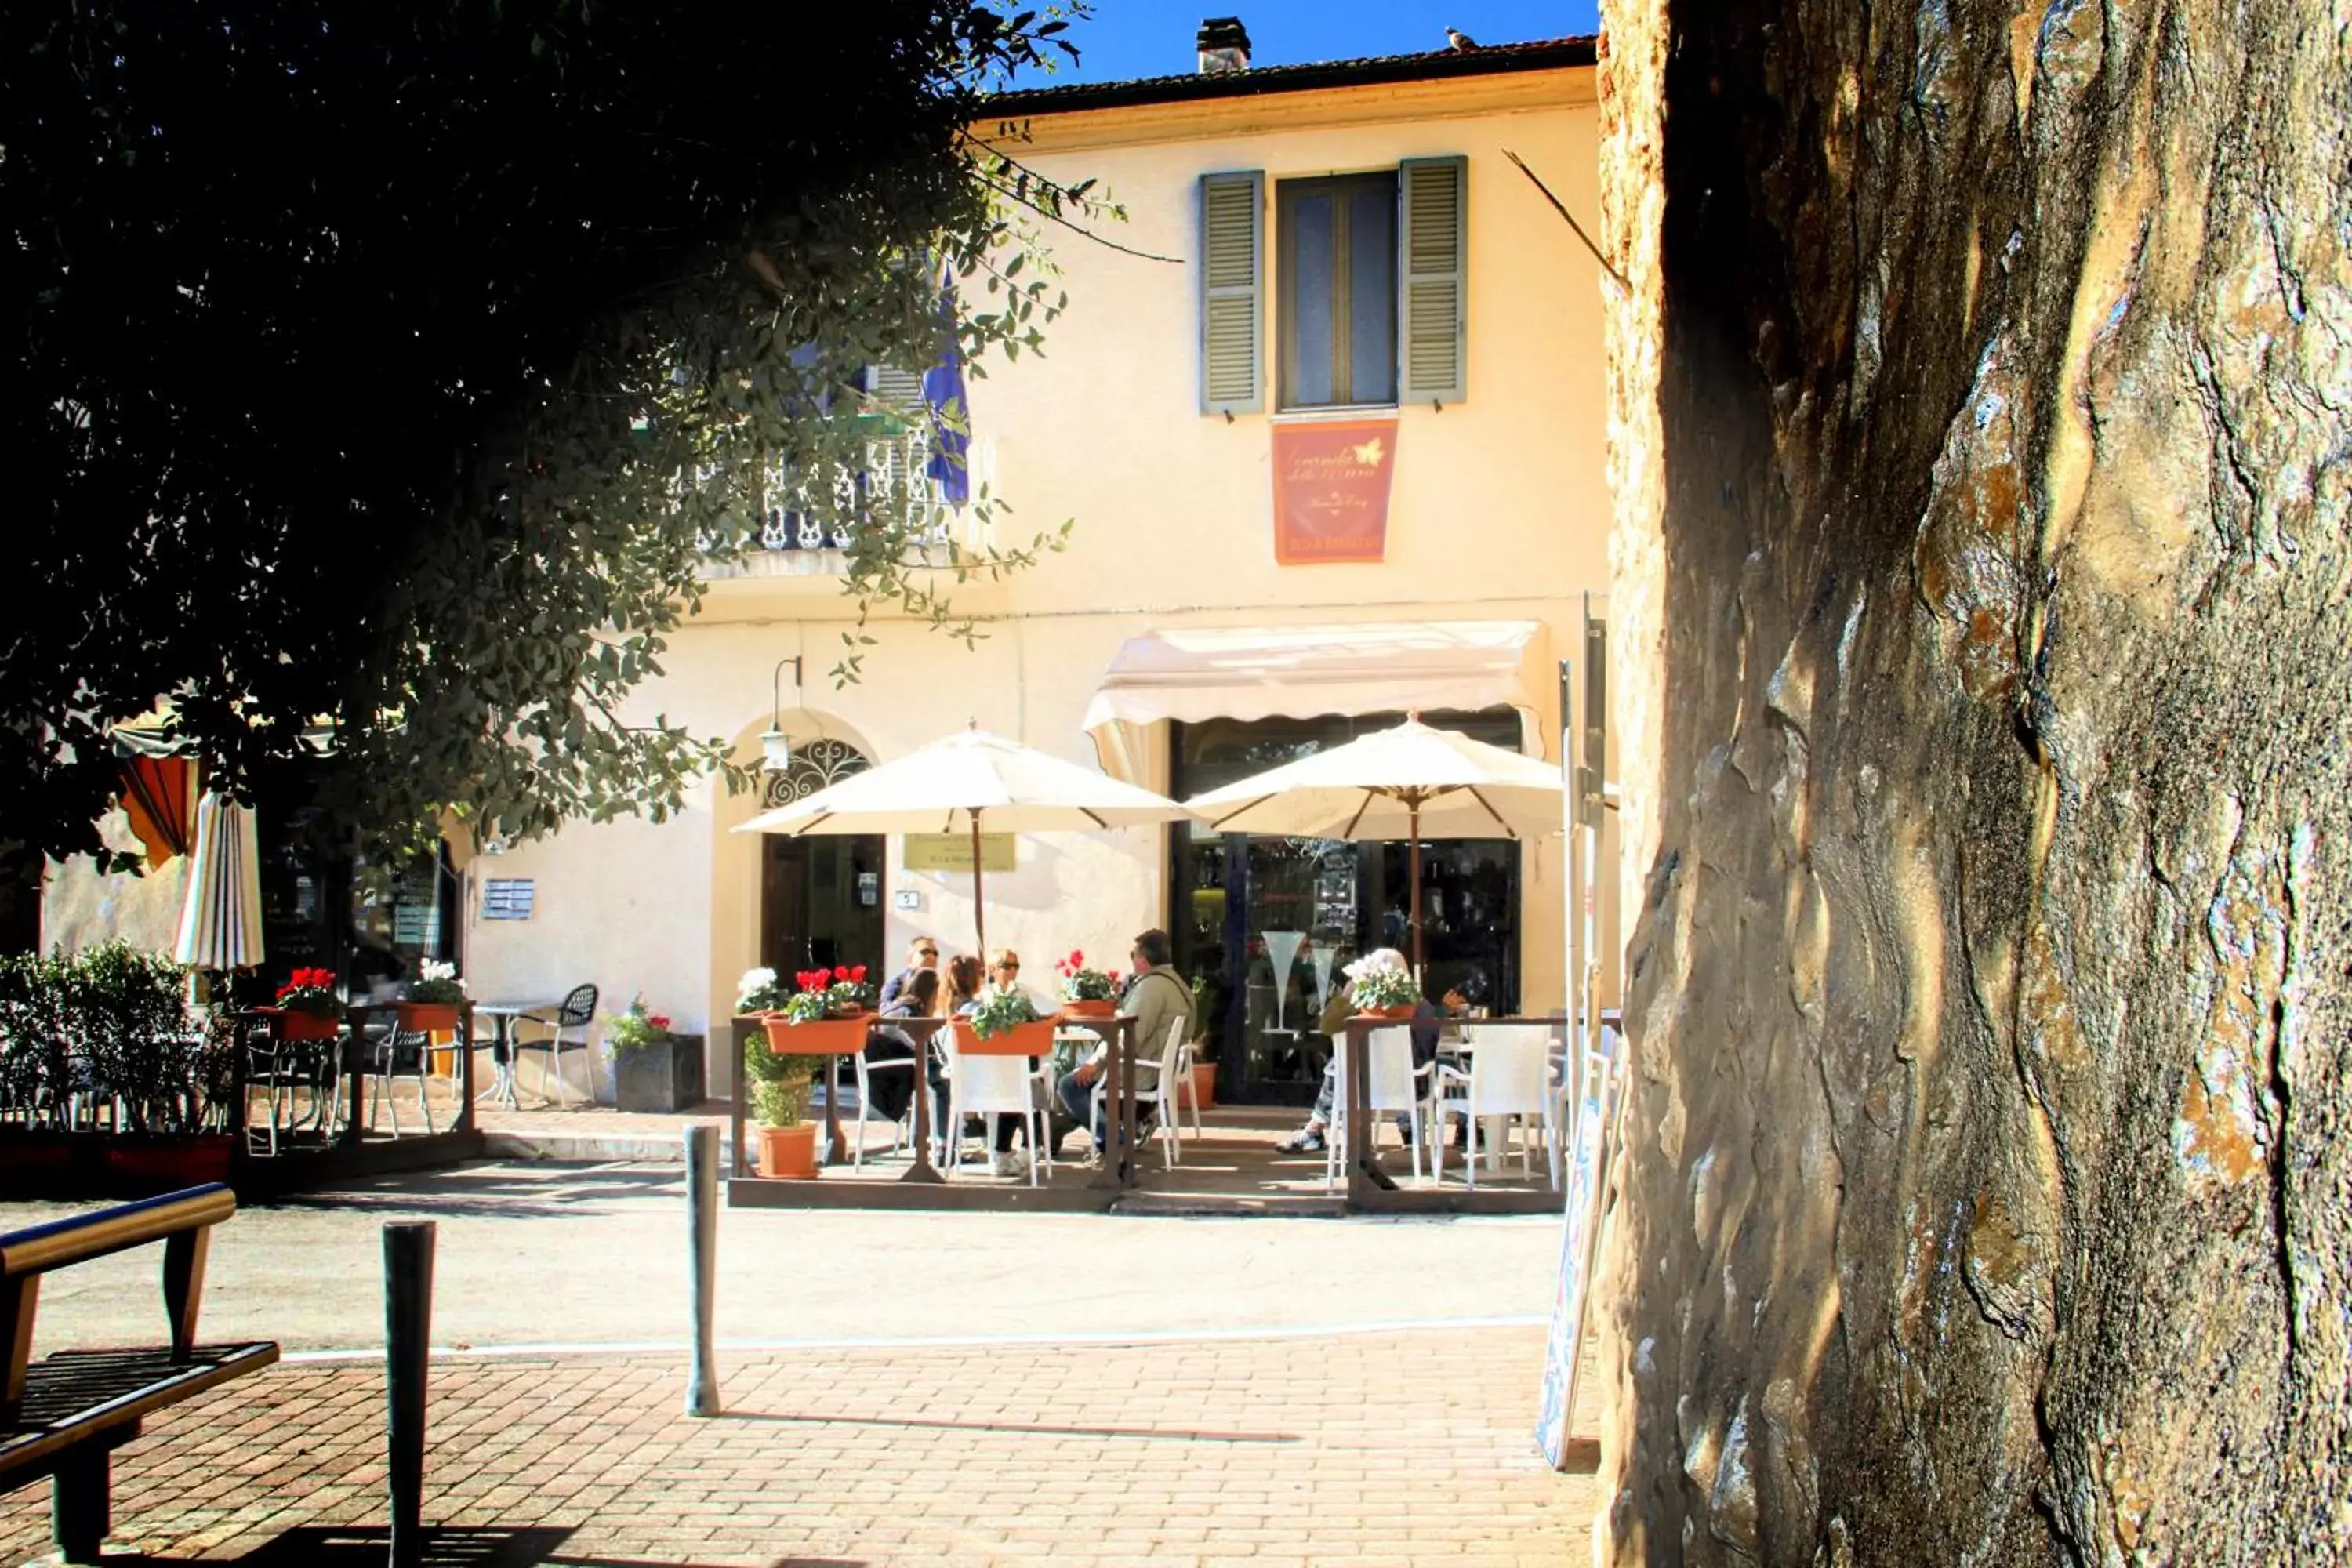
[279,1313,1547,1364]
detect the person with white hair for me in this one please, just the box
[1274,948,1466,1155]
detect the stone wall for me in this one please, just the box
[1595,0,2350,1560]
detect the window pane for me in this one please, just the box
[1348,186,1397,405]
[1289,194,1336,408]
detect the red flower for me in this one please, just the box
[648,1014,672,1031]
[833,965,851,982]
[848,964,867,984]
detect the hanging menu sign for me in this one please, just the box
[1272,417,1397,564]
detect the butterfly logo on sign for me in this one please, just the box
[1346,436,1386,468]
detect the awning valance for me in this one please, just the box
[1083,620,1548,782]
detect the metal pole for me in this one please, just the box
[684,1123,723,1417]
[1407,800,1425,978]
[383,1220,435,1568]
[969,811,987,956]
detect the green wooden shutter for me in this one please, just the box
[1398,156,1468,405]
[1199,171,1265,415]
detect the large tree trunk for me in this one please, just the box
[1594,0,2350,1561]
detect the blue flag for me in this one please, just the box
[921,268,971,508]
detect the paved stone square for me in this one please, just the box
[2,1328,1598,1566]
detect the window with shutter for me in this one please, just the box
[1199,171,1265,415]
[1276,173,1399,410]
[1398,156,1468,405]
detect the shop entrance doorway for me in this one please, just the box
[754,737,884,978]
[760,835,885,978]
[1169,709,1525,1106]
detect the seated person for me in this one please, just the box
[1056,929,1192,1156]
[1276,955,1478,1154]
[971,949,1048,1177]
[878,935,941,1012]
[863,966,941,1125]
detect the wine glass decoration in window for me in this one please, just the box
[760,737,870,810]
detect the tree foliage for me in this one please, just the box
[3,0,1096,880]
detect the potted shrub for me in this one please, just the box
[1054,951,1121,1020]
[1345,956,1421,1020]
[1185,1044,1218,1112]
[750,972,866,1176]
[270,967,345,1040]
[604,995,706,1114]
[397,959,466,1035]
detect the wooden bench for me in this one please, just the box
[1,1183,278,1564]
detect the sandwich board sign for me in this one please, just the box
[1536,1041,1619,1468]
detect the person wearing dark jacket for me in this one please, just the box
[1276,950,1465,1154]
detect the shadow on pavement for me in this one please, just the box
[258,1162,683,1221]
[228,1525,575,1563]
[725,1409,1298,1444]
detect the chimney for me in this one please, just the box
[1196,16,1251,74]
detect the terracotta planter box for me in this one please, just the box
[267,1007,343,1040]
[396,1000,462,1034]
[1358,1004,1417,1021]
[757,1122,818,1179]
[762,1015,870,1055]
[1058,998,1116,1019]
[956,1017,1062,1058]
[102,1134,236,1193]
[1186,1061,1218,1111]
[613,1033,706,1114]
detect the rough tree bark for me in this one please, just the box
[1595,0,2350,1563]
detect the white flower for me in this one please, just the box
[420,958,463,988]
[1341,953,1404,984]
[736,967,779,1011]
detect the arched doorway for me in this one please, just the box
[756,738,884,976]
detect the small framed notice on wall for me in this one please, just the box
[481,878,535,920]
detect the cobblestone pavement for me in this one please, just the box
[2,1328,1599,1566]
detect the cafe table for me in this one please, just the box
[470,998,561,1109]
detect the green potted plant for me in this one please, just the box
[270,967,344,1040]
[1053,950,1120,1019]
[960,984,1053,1057]
[750,971,866,1175]
[604,994,706,1114]
[1345,956,1421,1019]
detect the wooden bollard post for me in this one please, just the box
[684,1123,723,1416]
[383,1220,435,1568]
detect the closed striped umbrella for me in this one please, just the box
[175,792,264,971]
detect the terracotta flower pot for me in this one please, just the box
[1059,998,1116,1019]
[275,1009,343,1040]
[959,1017,1062,1058]
[757,1123,819,1179]
[763,1015,870,1055]
[1359,1004,1417,1021]
[1187,1060,1218,1111]
[396,1001,461,1033]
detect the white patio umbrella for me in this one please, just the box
[734,725,1197,951]
[1181,716,1565,973]
[174,792,265,972]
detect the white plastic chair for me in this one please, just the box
[1171,1038,1207,1140]
[1091,1018,1188,1170]
[1325,1025,1432,1192]
[942,1021,1054,1186]
[1432,1025,1558,1190]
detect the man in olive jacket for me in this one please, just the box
[1056,928,1192,1154]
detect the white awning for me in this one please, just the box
[1083,620,1548,782]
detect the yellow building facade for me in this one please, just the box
[456,35,1615,1099]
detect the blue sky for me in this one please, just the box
[1011,1,1602,86]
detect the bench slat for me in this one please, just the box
[0,1342,279,1486]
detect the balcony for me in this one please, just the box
[696,423,993,582]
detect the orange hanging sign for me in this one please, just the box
[1272,418,1397,564]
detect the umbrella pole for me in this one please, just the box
[970,814,987,956]
[1409,800,1425,978]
